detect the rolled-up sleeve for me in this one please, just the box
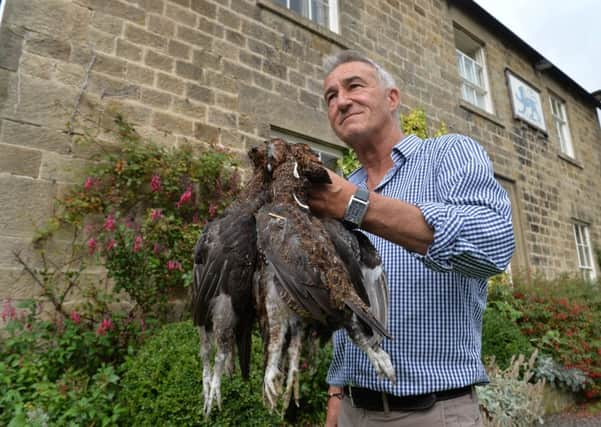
[413,136,515,279]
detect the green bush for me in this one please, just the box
[0,300,131,426]
[119,321,331,426]
[482,306,533,370]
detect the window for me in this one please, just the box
[274,0,339,33]
[454,28,493,113]
[271,128,343,174]
[0,0,6,26]
[573,223,597,281]
[550,95,574,157]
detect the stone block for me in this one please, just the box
[223,60,252,81]
[0,121,72,155]
[194,122,219,144]
[14,75,79,130]
[175,61,203,81]
[0,27,24,71]
[88,72,140,100]
[116,38,143,62]
[103,100,152,126]
[145,50,174,72]
[91,11,125,36]
[94,54,127,77]
[208,107,237,128]
[218,7,241,30]
[54,62,87,88]
[126,0,164,14]
[77,0,145,25]
[19,53,54,80]
[84,28,117,54]
[176,26,211,49]
[190,0,216,19]
[0,175,57,239]
[24,33,71,62]
[192,49,220,70]
[156,72,185,95]
[171,97,206,119]
[168,39,191,60]
[151,111,194,136]
[0,143,42,178]
[215,93,237,111]
[140,87,172,108]
[126,63,155,86]
[39,152,90,184]
[186,83,213,103]
[0,268,42,299]
[166,3,197,28]
[198,17,224,39]
[147,15,175,37]
[5,0,92,41]
[225,30,245,48]
[124,24,168,50]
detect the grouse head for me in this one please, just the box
[290,143,332,185]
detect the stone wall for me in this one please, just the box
[0,0,600,300]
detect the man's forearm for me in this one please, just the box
[361,192,433,255]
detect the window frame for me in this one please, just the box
[572,223,597,281]
[270,127,344,175]
[549,94,575,158]
[454,28,494,114]
[0,0,6,26]
[274,0,339,33]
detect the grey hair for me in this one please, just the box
[323,50,397,89]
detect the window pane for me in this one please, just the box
[311,0,329,26]
[289,0,304,15]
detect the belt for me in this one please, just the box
[343,385,473,412]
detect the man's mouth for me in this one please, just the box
[339,112,361,125]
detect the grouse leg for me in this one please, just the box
[205,294,236,416]
[282,321,303,410]
[347,315,396,384]
[197,326,212,411]
[263,273,287,410]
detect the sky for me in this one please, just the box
[474,0,600,94]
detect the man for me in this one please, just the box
[307,50,515,426]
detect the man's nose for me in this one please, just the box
[335,90,352,111]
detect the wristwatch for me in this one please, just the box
[343,187,370,229]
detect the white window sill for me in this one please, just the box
[558,152,583,169]
[459,100,505,128]
[257,0,349,49]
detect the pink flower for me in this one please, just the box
[106,239,117,251]
[1,299,17,322]
[150,209,163,221]
[96,318,114,336]
[84,176,95,190]
[208,203,217,218]
[150,174,161,192]
[176,186,193,208]
[103,214,116,231]
[70,311,81,324]
[132,235,143,252]
[167,260,182,271]
[87,238,97,254]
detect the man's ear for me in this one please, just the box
[387,87,401,114]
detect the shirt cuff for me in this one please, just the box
[413,201,465,271]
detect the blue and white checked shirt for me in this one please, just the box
[327,134,515,396]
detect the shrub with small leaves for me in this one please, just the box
[477,351,546,427]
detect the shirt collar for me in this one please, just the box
[348,134,424,188]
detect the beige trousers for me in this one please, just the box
[338,389,484,427]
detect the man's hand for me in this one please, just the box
[325,386,344,427]
[307,169,356,219]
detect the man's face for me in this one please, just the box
[323,61,398,144]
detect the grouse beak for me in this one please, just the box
[293,162,301,179]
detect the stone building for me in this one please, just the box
[0,0,600,301]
